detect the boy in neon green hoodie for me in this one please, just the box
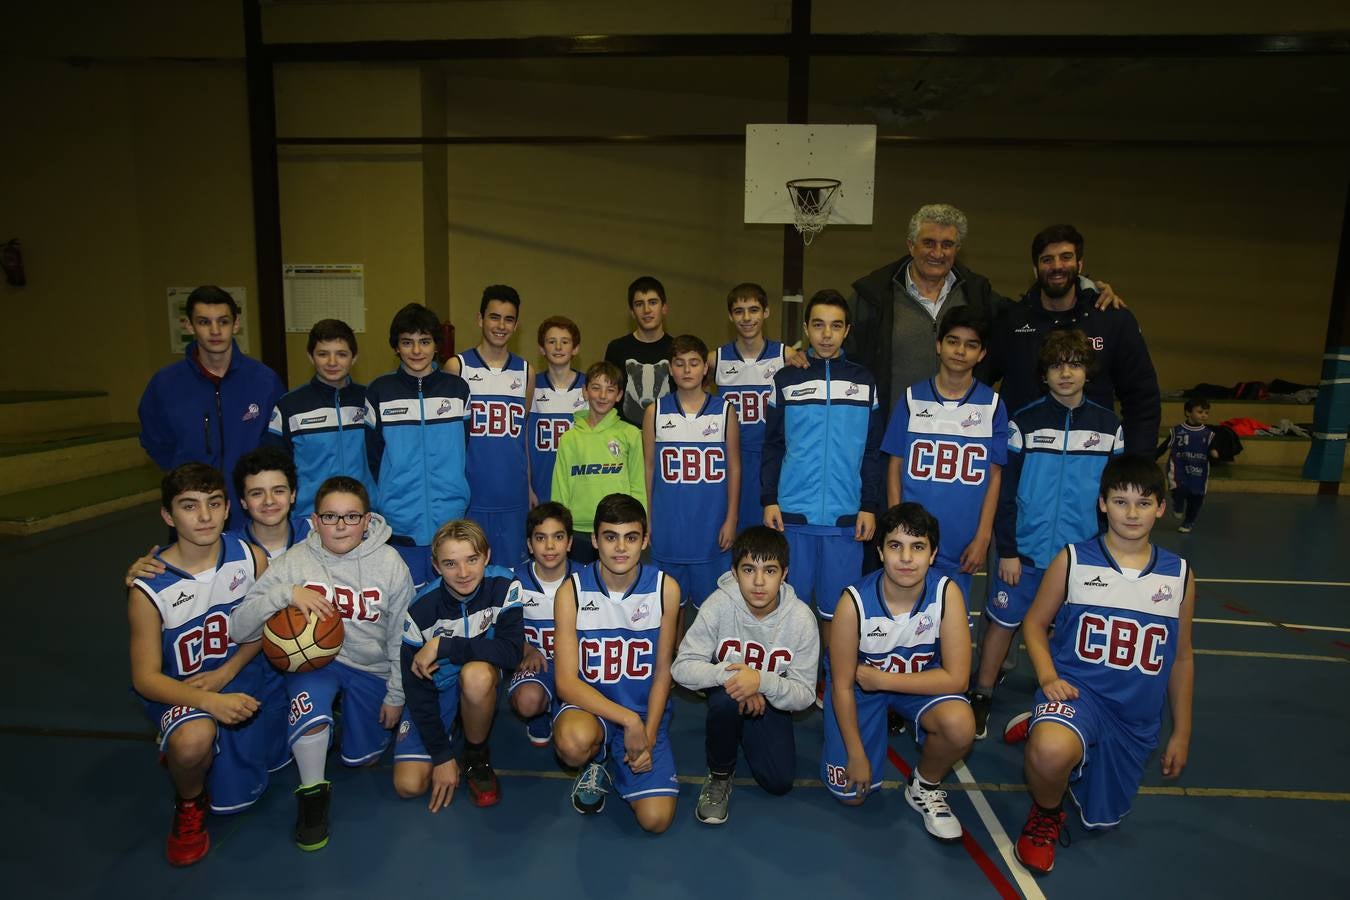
[552,360,647,564]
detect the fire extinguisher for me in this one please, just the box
[436,321,455,362]
[1,239,24,287]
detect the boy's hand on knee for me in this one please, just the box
[517,645,546,675]
[998,557,1022,586]
[204,692,260,725]
[429,759,459,812]
[1161,734,1190,778]
[724,663,761,702]
[738,694,766,717]
[411,638,441,680]
[124,546,165,588]
[379,703,402,729]
[290,586,336,620]
[1040,678,1078,702]
[845,752,871,799]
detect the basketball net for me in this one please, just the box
[786,178,841,246]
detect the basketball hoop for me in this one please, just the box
[786,178,841,246]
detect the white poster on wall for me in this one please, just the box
[167,286,250,355]
[283,264,366,333]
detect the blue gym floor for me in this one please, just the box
[1,493,1346,899]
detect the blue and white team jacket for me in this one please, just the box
[1051,538,1189,732]
[761,353,884,526]
[363,364,471,546]
[650,392,733,563]
[569,563,668,716]
[264,376,375,516]
[714,340,786,455]
[995,396,1124,569]
[400,567,524,765]
[133,537,260,680]
[844,568,951,678]
[458,349,530,512]
[527,371,586,503]
[881,378,1008,571]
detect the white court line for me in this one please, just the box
[1196,578,1350,587]
[952,760,1046,900]
[1193,649,1348,663]
[1193,617,1350,634]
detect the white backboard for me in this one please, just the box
[744,124,876,226]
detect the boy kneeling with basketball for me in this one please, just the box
[230,476,415,851]
[129,463,271,866]
[393,519,525,810]
[1004,456,1195,875]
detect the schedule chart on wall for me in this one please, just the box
[282,263,366,332]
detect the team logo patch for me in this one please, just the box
[1083,575,1108,588]
[229,569,246,591]
[437,399,453,415]
[915,409,933,418]
[845,383,859,396]
[397,719,411,742]
[171,590,193,608]
[510,378,522,390]
[573,396,586,408]
[724,365,740,375]
[702,422,720,436]
[242,403,260,422]
[580,600,599,612]
[537,391,550,402]
[764,365,778,377]
[478,610,495,632]
[961,410,983,428]
[1082,432,1101,449]
[1015,323,1037,334]
[631,601,650,624]
[352,406,366,422]
[866,625,887,637]
[660,419,677,430]
[1151,585,1173,604]
[607,440,621,458]
[915,613,935,637]
[993,590,1010,609]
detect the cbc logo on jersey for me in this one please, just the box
[907,439,987,485]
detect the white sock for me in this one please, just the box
[292,728,329,787]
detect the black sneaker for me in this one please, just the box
[466,761,501,807]
[969,691,992,741]
[294,781,331,851]
[888,710,908,735]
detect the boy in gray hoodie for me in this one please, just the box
[672,526,820,825]
[230,476,414,852]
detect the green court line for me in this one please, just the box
[0,390,107,404]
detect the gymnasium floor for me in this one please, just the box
[2,493,1345,899]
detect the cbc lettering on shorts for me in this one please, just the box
[825,764,851,790]
[715,639,791,672]
[288,691,314,727]
[1074,613,1168,675]
[1034,700,1077,719]
[579,637,653,683]
[659,446,725,483]
[159,704,201,732]
[907,439,987,484]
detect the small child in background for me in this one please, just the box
[1156,397,1217,534]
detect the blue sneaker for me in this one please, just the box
[570,761,610,815]
[526,715,552,748]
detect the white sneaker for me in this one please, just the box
[905,777,963,842]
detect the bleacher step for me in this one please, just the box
[0,390,111,435]
[0,463,162,535]
[1206,465,1323,496]
[0,423,148,495]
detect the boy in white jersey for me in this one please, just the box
[128,463,269,866]
[528,316,586,505]
[1004,456,1194,875]
[823,503,975,843]
[644,334,740,611]
[672,526,819,825]
[508,501,577,746]
[446,284,534,566]
[230,476,415,851]
[553,493,682,833]
[712,283,806,531]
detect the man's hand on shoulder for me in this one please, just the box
[1092,280,1126,310]
[124,546,165,588]
[784,345,810,369]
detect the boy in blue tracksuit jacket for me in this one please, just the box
[264,318,376,517]
[394,520,524,811]
[969,329,1123,736]
[364,304,472,588]
[138,285,284,512]
[761,289,884,634]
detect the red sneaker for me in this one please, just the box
[466,762,501,808]
[165,794,210,867]
[1015,804,1067,875]
[1004,711,1032,744]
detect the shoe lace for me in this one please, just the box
[1025,807,1070,848]
[576,763,610,797]
[702,776,731,805]
[174,797,207,836]
[916,784,952,816]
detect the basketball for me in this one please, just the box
[262,607,344,674]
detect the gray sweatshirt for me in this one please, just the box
[672,571,820,713]
[229,513,414,707]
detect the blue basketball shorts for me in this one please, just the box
[144,656,270,814]
[392,685,461,763]
[469,503,529,569]
[508,662,557,708]
[556,703,679,802]
[987,563,1045,628]
[784,524,863,619]
[1026,686,1159,829]
[653,555,729,609]
[287,660,392,766]
[820,678,968,801]
[260,664,292,772]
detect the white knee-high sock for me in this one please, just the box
[293,728,329,787]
